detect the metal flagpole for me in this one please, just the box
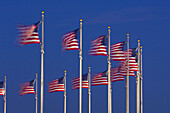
[126,33,129,113]
[64,70,67,113]
[4,75,6,113]
[140,46,143,113]
[88,67,91,113]
[35,73,38,113]
[137,40,140,113]
[108,26,111,113]
[40,11,44,113]
[79,19,83,113]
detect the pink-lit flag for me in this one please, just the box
[18,21,41,45]
[0,82,5,95]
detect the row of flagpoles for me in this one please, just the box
[0,11,143,113]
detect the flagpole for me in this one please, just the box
[79,18,83,113]
[64,70,67,113]
[140,46,143,113]
[137,40,140,113]
[108,26,111,113]
[4,75,6,113]
[40,11,44,113]
[126,33,129,113]
[35,73,38,113]
[88,67,91,113]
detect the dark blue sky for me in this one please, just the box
[0,1,170,113]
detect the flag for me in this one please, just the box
[110,67,124,82]
[19,80,35,95]
[72,73,88,89]
[111,41,126,61]
[119,64,136,76]
[0,82,5,95]
[89,35,107,56]
[62,28,79,50]
[122,48,138,72]
[91,70,108,86]
[18,21,41,45]
[48,77,64,93]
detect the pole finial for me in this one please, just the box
[65,70,66,73]
[127,33,129,36]
[108,26,110,29]
[140,46,142,48]
[138,40,140,42]
[42,11,44,14]
[88,66,91,69]
[36,73,38,76]
[80,19,83,22]
[4,75,6,78]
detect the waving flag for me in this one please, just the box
[89,35,107,56]
[111,41,126,61]
[0,82,5,95]
[48,77,64,93]
[119,64,136,76]
[20,80,35,95]
[18,21,41,45]
[110,67,124,82]
[72,74,88,89]
[92,70,108,86]
[62,28,79,51]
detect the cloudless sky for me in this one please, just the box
[0,1,170,113]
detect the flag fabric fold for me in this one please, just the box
[91,70,108,86]
[111,41,126,61]
[18,21,41,45]
[72,73,88,89]
[62,28,79,51]
[89,35,107,56]
[19,80,35,95]
[0,82,5,95]
[48,77,64,93]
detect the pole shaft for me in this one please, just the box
[140,46,143,113]
[88,67,91,113]
[137,40,140,113]
[41,11,44,113]
[108,26,111,113]
[126,33,129,113]
[79,19,83,113]
[35,73,38,113]
[64,70,66,113]
[4,76,6,113]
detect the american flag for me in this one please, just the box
[91,70,108,86]
[18,21,41,45]
[111,41,126,61]
[48,77,64,93]
[111,67,124,82]
[62,28,79,51]
[122,48,138,72]
[19,80,35,95]
[0,82,5,95]
[89,35,107,56]
[72,73,88,89]
[119,64,136,76]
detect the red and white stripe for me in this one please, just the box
[89,35,107,56]
[18,25,40,45]
[91,73,108,86]
[0,88,5,95]
[19,82,35,95]
[111,42,126,61]
[48,79,64,93]
[62,30,79,50]
[110,67,125,82]
[72,77,88,89]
